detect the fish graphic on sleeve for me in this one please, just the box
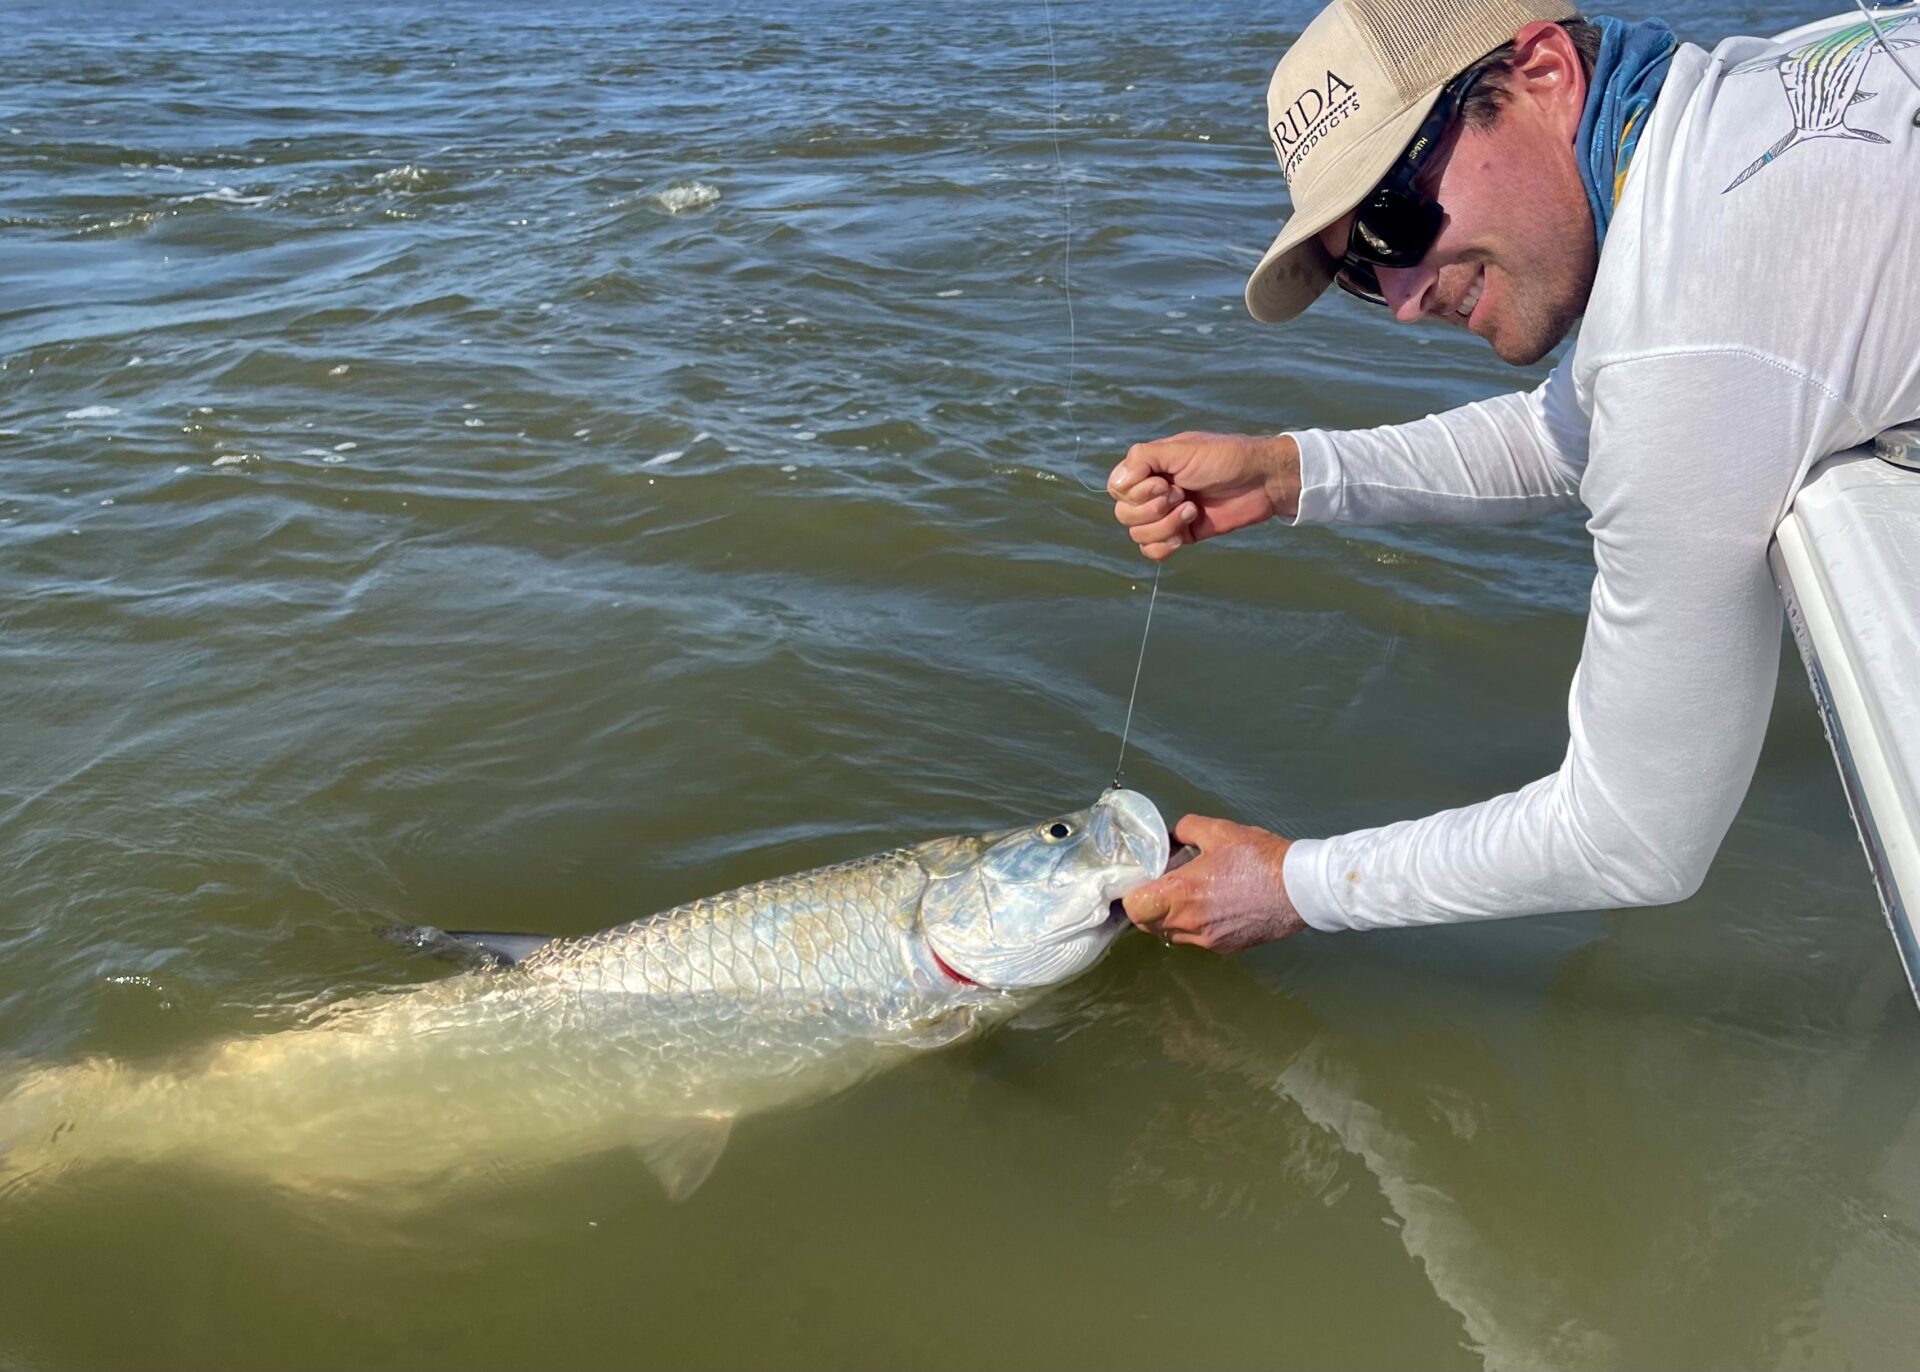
[1724,19,1920,193]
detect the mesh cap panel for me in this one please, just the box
[1344,0,1578,103]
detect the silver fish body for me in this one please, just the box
[1,789,1167,1199]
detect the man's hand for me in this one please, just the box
[1107,432,1302,561]
[1122,815,1306,953]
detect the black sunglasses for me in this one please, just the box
[1334,69,1483,306]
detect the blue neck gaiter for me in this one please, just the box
[1577,16,1678,247]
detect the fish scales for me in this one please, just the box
[524,850,934,1013]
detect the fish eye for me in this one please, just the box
[1043,821,1074,841]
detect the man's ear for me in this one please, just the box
[1505,21,1589,135]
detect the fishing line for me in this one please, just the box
[1040,0,1083,483]
[1039,0,1167,788]
[1111,561,1162,787]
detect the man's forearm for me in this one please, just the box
[1290,371,1587,527]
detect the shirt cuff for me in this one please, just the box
[1287,429,1344,526]
[1283,837,1354,932]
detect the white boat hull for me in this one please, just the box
[1772,446,1920,1007]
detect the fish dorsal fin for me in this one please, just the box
[443,930,555,966]
[631,1113,734,1202]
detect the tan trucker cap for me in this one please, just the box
[1245,0,1576,324]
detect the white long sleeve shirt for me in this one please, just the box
[1282,13,1920,932]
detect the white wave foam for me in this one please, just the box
[642,450,684,468]
[655,181,720,215]
[65,405,119,420]
[176,186,271,206]
[371,164,435,192]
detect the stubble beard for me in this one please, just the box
[1491,227,1599,366]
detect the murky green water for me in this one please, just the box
[3,1,1916,1367]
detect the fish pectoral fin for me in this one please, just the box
[894,1004,982,1050]
[631,1112,734,1202]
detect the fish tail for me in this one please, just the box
[0,1062,85,1193]
[1724,128,1801,193]
[0,1057,149,1192]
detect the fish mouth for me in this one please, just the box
[1090,788,1169,935]
[1094,788,1170,881]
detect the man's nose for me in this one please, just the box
[1375,263,1432,323]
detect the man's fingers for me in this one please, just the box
[1155,906,1219,946]
[1172,813,1238,849]
[1114,486,1174,526]
[1111,435,1200,497]
[1127,502,1197,545]
[1108,455,1155,498]
[1121,878,1175,932]
[1164,929,1210,948]
[1121,498,1182,541]
[1121,881,1168,929]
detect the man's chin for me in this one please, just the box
[1491,334,1556,366]
[1485,308,1578,367]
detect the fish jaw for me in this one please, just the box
[918,791,1171,990]
[1094,787,1171,890]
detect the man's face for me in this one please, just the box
[1317,29,1596,366]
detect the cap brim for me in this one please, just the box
[1244,90,1446,325]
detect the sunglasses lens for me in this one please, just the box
[1349,188,1444,269]
[1335,259,1384,304]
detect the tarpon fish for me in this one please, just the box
[1725,18,1920,192]
[0,789,1168,1200]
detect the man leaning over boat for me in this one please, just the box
[1112,1,1920,947]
